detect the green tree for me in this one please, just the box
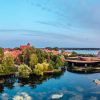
[33,63,44,76]
[0,48,4,64]
[49,60,55,70]
[0,64,16,75]
[14,47,20,50]
[33,62,49,76]
[42,62,49,71]
[1,54,16,75]
[53,47,59,51]
[61,49,65,53]
[20,47,35,65]
[55,56,64,68]
[2,54,14,67]
[71,51,77,57]
[0,64,6,75]
[35,49,45,63]
[18,64,32,78]
[29,53,38,68]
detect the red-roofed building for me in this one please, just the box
[3,43,31,59]
[41,49,59,55]
[62,51,72,56]
[20,43,31,50]
[4,50,22,59]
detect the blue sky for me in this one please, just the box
[0,0,100,48]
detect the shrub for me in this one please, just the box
[2,54,14,67]
[33,62,49,76]
[18,64,32,78]
[29,53,38,69]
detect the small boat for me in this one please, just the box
[51,93,63,99]
[94,79,100,85]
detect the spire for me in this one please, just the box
[27,43,30,46]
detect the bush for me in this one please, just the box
[29,53,38,68]
[70,51,77,57]
[18,64,32,78]
[33,62,49,76]
[2,54,14,67]
[0,64,6,75]
[0,64,16,75]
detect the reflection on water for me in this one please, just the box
[0,71,100,100]
[0,72,64,93]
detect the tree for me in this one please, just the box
[49,60,55,70]
[71,51,77,57]
[45,47,52,50]
[0,48,4,64]
[18,64,32,78]
[1,54,16,75]
[33,62,49,76]
[42,62,49,71]
[29,53,38,68]
[2,54,14,67]
[0,64,6,75]
[53,47,59,51]
[14,47,20,50]
[61,49,65,53]
[33,63,44,76]
[35,49,45,63]
[19,47,35,65]
[60,55,65,62]
[55,56,64,68]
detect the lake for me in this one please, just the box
[0,71,100,100]
[66,50,99,55]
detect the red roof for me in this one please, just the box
[20,43,30,50]
[41,49,59,55]
[10,50,22,58]
[4,43,31,58]
[4,50,22,58]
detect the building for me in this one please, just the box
[4,43,31,59]
[62,51,72,56]
[20,43,31,50]
[41,49,59,55]
[4,50,22,59]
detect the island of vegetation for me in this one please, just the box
[0,43,69,78]
[0,43,100,78]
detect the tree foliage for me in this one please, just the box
[18,64,32,78]
[0,45,65,77]
[19,47,35,65]
[2,54,14,67]
[70,51,77,57]
[29,53,38,68]
[35,49,45,63]
[33,62,49,76]
[0,48,4,63]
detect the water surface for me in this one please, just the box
[67,50,99,55]
[0,71,100,100]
